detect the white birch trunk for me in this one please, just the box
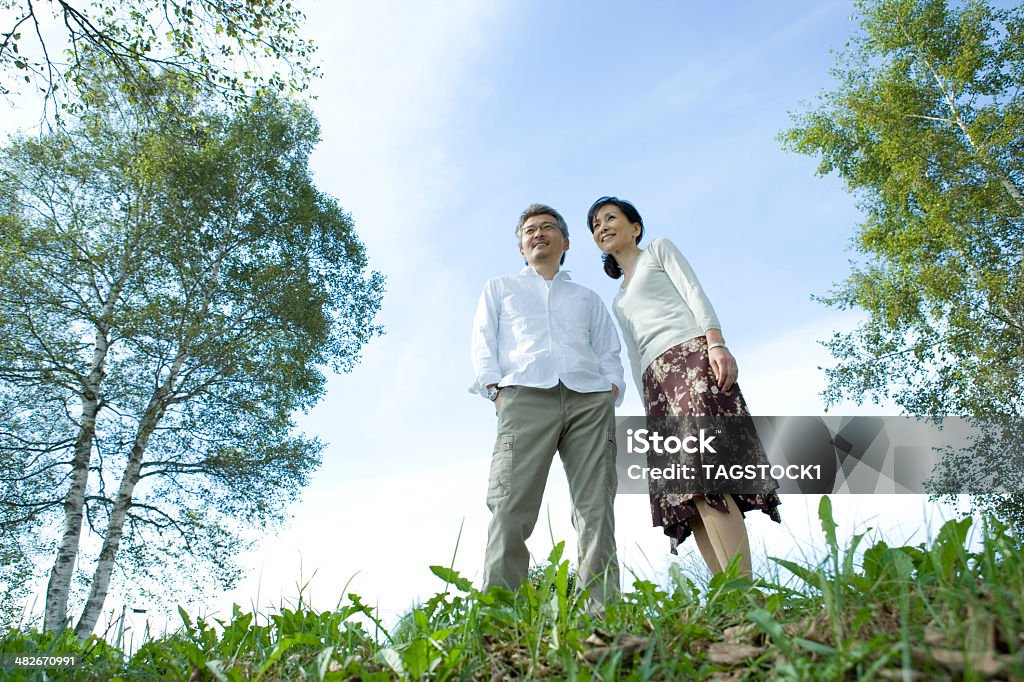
[42,352,105,633]
[68,252,219,638]
[73,392,165,639]
[43,262,130,633]
[73,338,195,637]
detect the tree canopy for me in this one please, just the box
[0,0,317,120]
[782,0,1023,527]
[0,59,384,636]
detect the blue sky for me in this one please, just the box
[3,0,968,632]
[203,0,955,627]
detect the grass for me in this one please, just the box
[2,497,1022,680]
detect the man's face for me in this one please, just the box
[519,214,569,266]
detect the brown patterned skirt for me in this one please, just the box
[641,336,782,553]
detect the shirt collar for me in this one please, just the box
[519,266,572,281]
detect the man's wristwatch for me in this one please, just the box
[486,386,499,401]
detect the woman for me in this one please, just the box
[588,196,780,578]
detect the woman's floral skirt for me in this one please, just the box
[641,336,782,553]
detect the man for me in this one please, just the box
[470,202,624,614]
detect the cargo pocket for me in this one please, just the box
[487,433,515,508]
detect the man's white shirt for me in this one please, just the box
[470,267,625,405]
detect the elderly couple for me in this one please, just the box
[469,198,781,614]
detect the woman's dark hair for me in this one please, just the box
[587,196,644,279]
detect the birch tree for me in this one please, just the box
[782,0,1023,528]
[0,61,384,637]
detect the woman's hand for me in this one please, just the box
[708,346,738,391]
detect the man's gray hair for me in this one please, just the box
[515,203,570,241]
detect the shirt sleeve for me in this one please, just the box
[652,238,721,333]
[588,292,626,407]
[469,279,503,397]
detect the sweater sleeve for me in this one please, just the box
[651,238,721,333]
[621,318,645,402]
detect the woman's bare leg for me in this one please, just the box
[689,510,724,574]
[693,495,752,578]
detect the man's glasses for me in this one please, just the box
[522,223,561,237]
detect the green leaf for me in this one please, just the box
[930,516,973,580]
[314,645,334,680]
[403,638,430,679]
[884,548,915,582]
[205,660,230,682]
[429,565,473,593]
[793,637,836,655]
[546,541,566,565]
[748,608,793,658]
[862,540,892,582]
[818,495,838,551]
[376,647,405,676]
[769,557,822,588]
[255,633,320,681]
[178,606,193,632]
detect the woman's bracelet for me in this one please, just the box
[707,342,727,351]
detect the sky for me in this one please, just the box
[200,0,962,628]
[3,0,974,636]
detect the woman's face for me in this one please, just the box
[591,203,641,253]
